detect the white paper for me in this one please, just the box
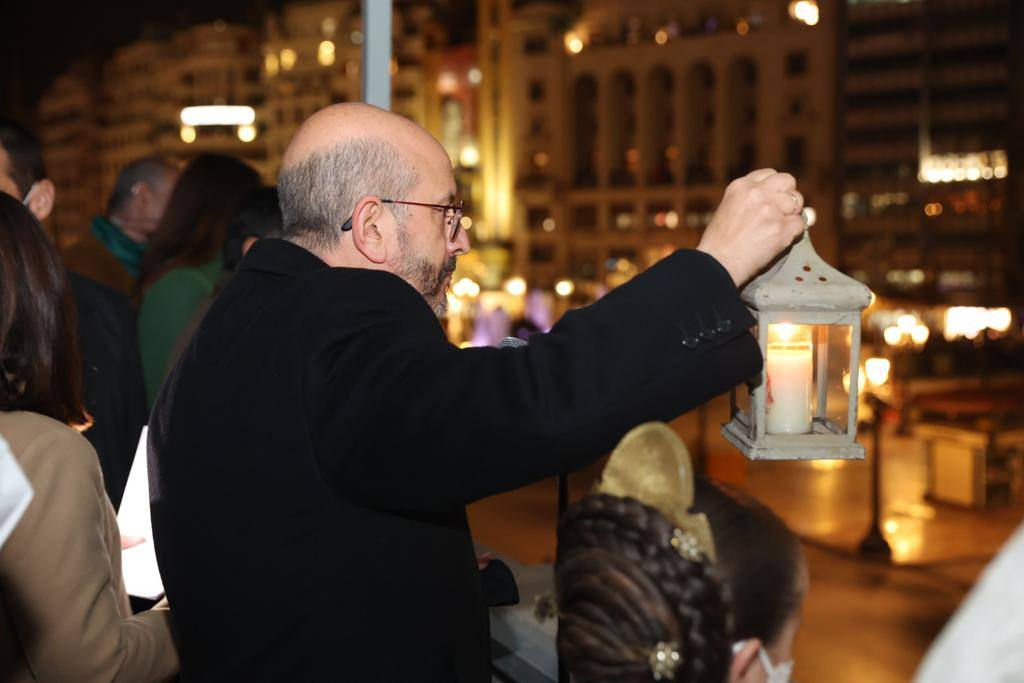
[0,435,33,550]
[117,426,164,599]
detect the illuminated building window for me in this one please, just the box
[265,53,280,77]
[280,48,297,71]
[685,199,715,229]
[612,204,636,230]
[937,270,977,292]
[842,192,864,220]
[646,203,677,231]
[606,250,638,287]
[318,40,336,67]
[527,207,551,232]
[868,192,911,215]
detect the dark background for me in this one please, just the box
[0,0,476,122]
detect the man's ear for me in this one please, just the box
[26,179,55,222]
[728,639,761,683]
[131,181,154,212]
[349,196,388,265]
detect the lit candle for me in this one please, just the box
[766,324,813,434]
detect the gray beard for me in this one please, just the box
[395,227,456,318]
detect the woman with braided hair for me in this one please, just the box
[553,423,807,683]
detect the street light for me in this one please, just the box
[858,356,893,560]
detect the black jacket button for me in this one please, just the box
[717,319,732,334]
[682,336,700,348]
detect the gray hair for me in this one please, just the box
[278,136,419,253]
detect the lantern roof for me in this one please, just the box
[741,230,872,313]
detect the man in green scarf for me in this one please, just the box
[65,156,178,296]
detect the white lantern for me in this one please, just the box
[722,230,873,460]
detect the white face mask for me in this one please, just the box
[732,640,794,683]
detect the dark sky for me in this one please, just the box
[0,0,475,123]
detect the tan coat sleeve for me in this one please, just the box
[0,424,179,682]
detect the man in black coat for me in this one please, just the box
[70,273,147,509]
[149,103,807,682]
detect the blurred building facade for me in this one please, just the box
[838,0,1020,305]
[37,61,101,250]
[37,2,446,252]
[261,1,445,177]
[35,0,1020,309]
[38,22,265,250]
[477,0,836,297]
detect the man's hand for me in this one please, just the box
[697,169,806,287]
[477,552,492,570]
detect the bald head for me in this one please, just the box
[278,103,450,254]
[283,103,441,170]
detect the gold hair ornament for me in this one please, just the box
[648,641,682,680]
[595,422,716,562]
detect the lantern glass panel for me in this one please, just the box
[812,324,853,435]
[765,322,854,436]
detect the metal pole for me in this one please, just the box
[858,394,892,560]
[556,473,569,683]
[361,0,392,110]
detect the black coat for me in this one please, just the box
[149,239,761,682]
[70,273,147,509]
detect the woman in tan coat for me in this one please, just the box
[0,193,179,682]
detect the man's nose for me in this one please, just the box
[450,225,471,256]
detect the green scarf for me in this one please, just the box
[91,215,147,277]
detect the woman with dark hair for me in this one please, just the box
[554,423,806,683]
[137,154,260,405]
[0,194,179,682]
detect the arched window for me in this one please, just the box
[685,62,714,185]
[727,58,758,180]
[572,75,599,187]
[608,71,636,186]
[646,67,675,185]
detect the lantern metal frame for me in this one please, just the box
[722,229,873,460]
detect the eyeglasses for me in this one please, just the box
[341,199,466,243]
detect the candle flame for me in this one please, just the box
[773,323,798,343]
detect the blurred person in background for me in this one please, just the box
[166,186,283,372]
[0,118,145,508]
[63,156,179,297]
[0,193,179,682]
[135,154,260,406]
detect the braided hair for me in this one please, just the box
[556,493,731,683]
[555,480,803,683]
